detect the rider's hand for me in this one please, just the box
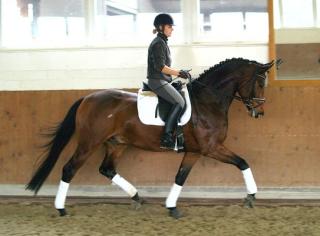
[178,70,191,79]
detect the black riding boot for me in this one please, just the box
[160,104,183,150]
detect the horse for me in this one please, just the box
[26,58,275,219]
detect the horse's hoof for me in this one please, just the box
[57,208,67,216]
[131,194,146,210]
[168,207,183,219]
[243,194,256,208]
[132,199,145,210]
[138,198,146,205]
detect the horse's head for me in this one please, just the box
[235,60,275,118]
[192,58,277,118]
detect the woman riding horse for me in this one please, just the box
[147,13,191,150]
[26,57,275,219]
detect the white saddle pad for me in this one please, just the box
[137,86,192,126]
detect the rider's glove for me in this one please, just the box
[178,70,191,79]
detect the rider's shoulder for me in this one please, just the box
[151,36,166,46]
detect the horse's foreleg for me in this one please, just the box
[166,152,199,219]
[55,147,92,216]
[99,144,144,208]
[207,145,257,207]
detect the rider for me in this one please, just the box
[147,13,191,150]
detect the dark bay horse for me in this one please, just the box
[26,58,275,219]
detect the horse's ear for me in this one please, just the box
[260,60,275,72]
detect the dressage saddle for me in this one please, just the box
[142,81,186,152]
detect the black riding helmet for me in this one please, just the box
[153,13,174,29]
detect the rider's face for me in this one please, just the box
[163,24,174,37]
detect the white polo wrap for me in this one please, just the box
[242,168,257,194]
[165,183,183,208]
[112,174,137,197]
[54,180,69,209]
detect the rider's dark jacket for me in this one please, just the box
[147,33,172,82]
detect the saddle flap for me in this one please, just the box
[137,86,192,126]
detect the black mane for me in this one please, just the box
[197,58,263,81]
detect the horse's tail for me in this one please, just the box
[26,97,84,194]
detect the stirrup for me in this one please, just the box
[160,134,175,150]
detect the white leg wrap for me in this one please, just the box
[165,184,183,208]
[54,180,69,209]
[112,174,137,198]
[242,168,257,194]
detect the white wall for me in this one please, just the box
[0,43,269,91]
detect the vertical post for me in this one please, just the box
[0,0,2,47]
[84,0,97,44]
[96,0,107,38]
[268,0,277,85]
[278,0,283,28]
[181,0,200,44]
[313,0,317,27]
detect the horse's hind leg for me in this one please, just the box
[166,152,199,219]
[207,145,257,208]
[55,146,93,216]
[99,144,144,208]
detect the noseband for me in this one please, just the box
[234,95,265,109]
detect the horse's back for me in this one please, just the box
[85,89,137,103]
[77,89,138,125]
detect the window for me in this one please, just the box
[94,0,182,45]
[0,0,273,48]
[281,0,314,28]
[1,0,86,47]
[0,0,183,48]
[274,0,320,28]
[199,0,268,43]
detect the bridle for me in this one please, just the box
[234,96,265,109]
[186,65,268,119]
[233,70,266,117]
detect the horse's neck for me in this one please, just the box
[192,78,237,115]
